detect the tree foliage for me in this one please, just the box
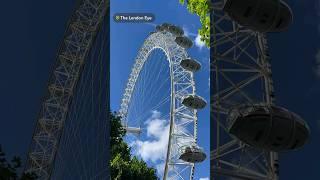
[110,112,158,180]
[179,0,210,47]
[0,145,37,180]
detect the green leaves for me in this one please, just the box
[11,156,21,169]
[126,157,157,179]
[0,145,37,180]
[179,0,186,4]
[179,0,210,47]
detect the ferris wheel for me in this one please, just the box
[210,0,310,179]
[118,23,207,180]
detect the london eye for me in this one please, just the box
[118,23,207,180]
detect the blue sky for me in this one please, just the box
[266,0,320,179]
[110,0,210,179]
[0,0,76,167]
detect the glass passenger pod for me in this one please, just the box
[161,23,171,31]
[179,145,206,163]
[182,95,207,109]
[228,105,310,152]
[175,36,193,49]
[168,25,184,36]
[156,25,166,32]
[223,0,293,32]
[180,58,201,72]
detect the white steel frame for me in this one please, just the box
[119,31,200,180]
[210,1,279,179]
[24,0,107,179]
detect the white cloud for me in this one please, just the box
[182,26,207,50]
[195,34,206,50]
[131,110,170,176]
[146,117,167,138]
[183,26,197,37]
[155,162,165,177]
[183,26,191,37]
[150,110,161,119]
[199,178,209,180]
[130,110,197,177]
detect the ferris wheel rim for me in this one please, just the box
[118,30,199,180]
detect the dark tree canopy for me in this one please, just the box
[1,112,157,180]
[0,145,37,180]
[110,112,158,180]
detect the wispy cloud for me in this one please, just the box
[183,26,197,37]
[182,25,208,50]
[131,110,169,176]
[195,34,206,50]
[199,178,209,180]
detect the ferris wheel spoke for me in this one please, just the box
[131,95,170,125]
[127,50,172,127]
[133,86,170,120]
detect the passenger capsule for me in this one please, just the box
[161,23,171,31]
[156,25,165,32]
[175,36,193,49]
[179,146,206,163]
[168,25,184,36]
[223,0,293,32]
[182,95,206,109]
[228,105,310,152]
[155,25,161,31]
[180,58,201,72]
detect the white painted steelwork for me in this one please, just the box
[119,29,206,180]
[210,0,279,179]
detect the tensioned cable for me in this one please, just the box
[124,47,172,177]
[126,49,171,130]
[51,16,108,180]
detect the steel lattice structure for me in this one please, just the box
[210,1,279,179]
[119,31,203,180]
[24,0,107,179]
